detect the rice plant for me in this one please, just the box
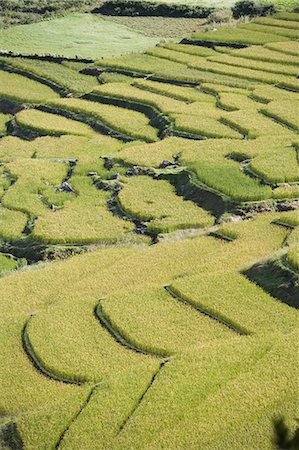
[118,175,214,233]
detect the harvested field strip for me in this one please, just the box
[117,359,169,436]
[0,57,99,94]
[164,285,247,335]
[54,383,102,450]
[0,70,60,104]
[22,315,86,385]
[46,98,159,142]
[94,302,167,358]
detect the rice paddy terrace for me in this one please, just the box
[0,11,299,450]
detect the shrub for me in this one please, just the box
[232,1,276,19]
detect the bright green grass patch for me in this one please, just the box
[0,254,20,273]
[33,176,135,244]
[191,27,289,45]
[0,14,164,59]
[47,97,158,142]
[0,57,98,94]
[0,207,27,241]
[15,109,96,137]
[118,175,214,233]
[261,100,299,131]
[287,225,299,246]
[0,113,11,136]
[0,70,59,104]
[188,159,272,201]
[287,245,299,270]
[230,45,299,66]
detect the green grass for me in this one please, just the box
[0,253,20,273]
[0,13,166,59]
[118,175,214,233]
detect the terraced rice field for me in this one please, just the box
[0,11,298,450]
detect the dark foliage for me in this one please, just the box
[93,1,213,18]
[232,0,276,19]
[273,417,299,450]
[0,0,98,28]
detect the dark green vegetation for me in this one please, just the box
[0,9,298,450]
[0,0,97,28]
